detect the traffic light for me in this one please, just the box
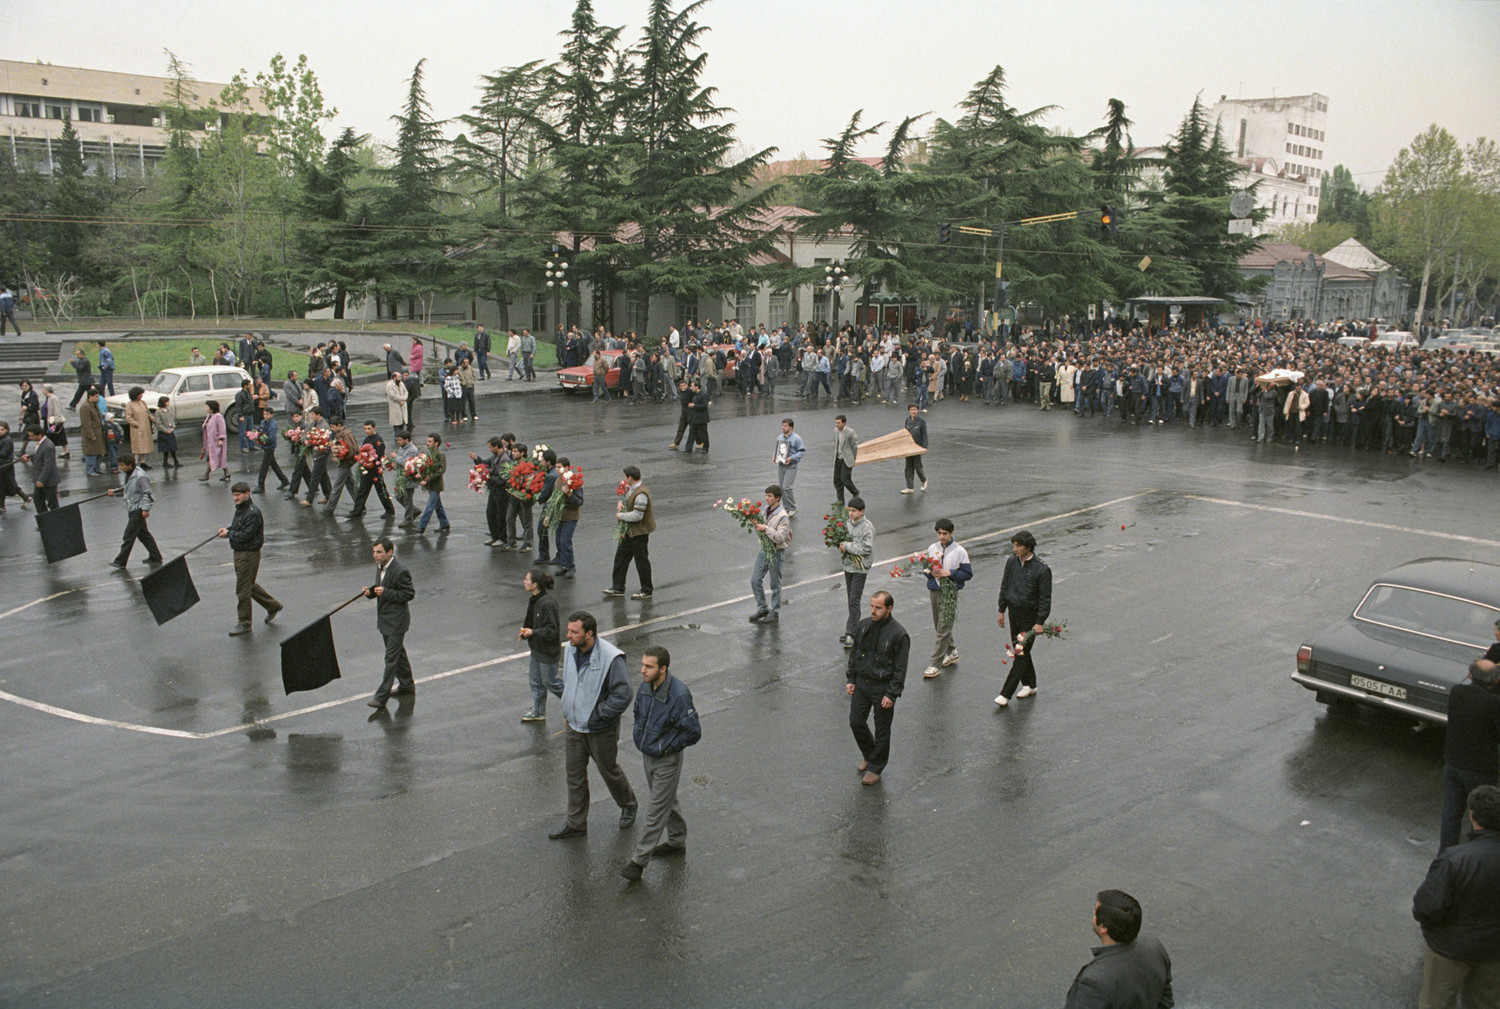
[939,222,951,245]
[995,281,1010,310]
[1100,205,1120,236]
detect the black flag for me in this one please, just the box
[280,615,342,695]
[139,556,201,625]
[35,505,87,564]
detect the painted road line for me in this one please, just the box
[1184,495,1500,550]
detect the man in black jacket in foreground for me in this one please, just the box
[846,590,909,787]
[1064,889,1173,1008]
[1413,784,1500,1007]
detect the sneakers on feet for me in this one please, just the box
[1015,686,1036,699]
[520,711,545,723]
[603,588,625,598]
[994,693,1009,707]
[940,651,959,667]
[920,481,928,491]
[630,591,653,600]
[923,665,941,679]
[901,488,914,495]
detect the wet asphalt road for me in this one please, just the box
[1,382,1495,1008]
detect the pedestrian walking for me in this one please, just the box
[97,340,116,397]
[902,404,928,493]
[385,370,409,436]
[847,590,909,786]
[548,611,638,839]
[920,518,973,679]
[773,418,805,517]
[0,421,33,512]
[1063,890,1174,1009]
[1438,659,1500,852]
[833,414,859,505]
[1413,784,1500,1009]
[364,537,416,708]
[391,430,421,527]
[471,437,509,546]
[507,330,522,380]
[199,400,230,483]
[605,465,653,599]
[621,645,701,881]
[252,407,289,493]
[67,347,93,409]
[0,284,21,335]
[667,378,692,450]
[837,497,874,647]
[321,418,359,515]
[20,425,59,512]
[518,568,563,722]
[416,433,449,534]
[105,452,163,568]
[686,380,710,454]
[348,421,394,517]
[995,529,1052,706]
[747,484,792,624]
[473,324,492,380]
[217,481,282,636]
[154,395,179,469]
[550,454,582,579]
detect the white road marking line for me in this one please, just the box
[1183,495,1500,549]
[1,491,1159,740]
[1149,632,1174,645]
[0,689,205,739]
[0,590,77,621]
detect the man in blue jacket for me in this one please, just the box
[773,418,805,516]
[621,645,701,881]
[550,611,638,839]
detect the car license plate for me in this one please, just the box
[1350,674,1406,700]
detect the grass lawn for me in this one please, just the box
[70,340,385,377]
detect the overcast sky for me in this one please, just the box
[14,0,1500,187]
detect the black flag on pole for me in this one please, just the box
[139,556,201,625]
[35,505,87,564]
[280,615,342,695]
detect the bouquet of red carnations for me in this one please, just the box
[891,550,957,624]
[403,453,433,486]
[304,428,330,453]
[356,444,382,472]
[541,465,583,530]
[245,428,260,444]
[614,478,632,541]
[1004,619,1070,661]
[331,438,352,463]
[715,496,775,564]
[822,503,863,570]
[508,460,546,502]
[468,462,490,493]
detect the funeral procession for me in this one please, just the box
[2,3,1500,1007]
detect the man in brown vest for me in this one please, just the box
[605,465,654,600]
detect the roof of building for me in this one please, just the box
[1322,238,1394,273]
[1239,242,1370,280]
[0,59,264,112]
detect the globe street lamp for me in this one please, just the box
[822,260,847,334]
[545,247,570,333]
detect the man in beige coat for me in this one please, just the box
[124,386,154,469]
[386,371,410,435]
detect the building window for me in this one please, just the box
[812,291,830,323]
[533,293,549,333]
[624,294,647,336]
[767,292,789,331]
[46,103,67,120]
[13,96,42,117]
[735,292,756,331]
[1237,118,1247,158]
[674,296,698,333]
[76,104,103,123]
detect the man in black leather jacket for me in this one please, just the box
[846,590,910,786]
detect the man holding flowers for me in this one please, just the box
[920,518,972,679]
[747,485,792,624]
[995,530,1053,707]
[833,498,874,648]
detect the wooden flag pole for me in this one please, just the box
[327,591,368,619]
[57,490,115,505]
[178,533,224,560]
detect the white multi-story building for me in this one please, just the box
[1211,92,1329,232]
[0,59,264,176]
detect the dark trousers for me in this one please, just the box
[844,571,867,638]
[375,629,414,702]
[904,454,926,489]
[689,422,709,451]
[998,607,1038,700]
[563,723,637,830]
[506,497,533,548]
[232,550,279,626]
[1440,764,1497,852]
[673,406,691,446]
[34,484,60,512]
[115,509,161,564]
[256,448,287,489]
[535,516,552,561]
[833,458,859,504]
[849,682,895,774]
[303,456,331,503]
[611,534,652,593]
[460,386,475,420]
[554,519,577,572]
[286,454,310,496]
[485,490,505,540]
[351,470,394,513]
[69,380,90,409]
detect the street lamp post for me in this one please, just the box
[545,245,570,336]
[821,260,847,337]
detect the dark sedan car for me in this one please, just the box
[1293,558,1500,724]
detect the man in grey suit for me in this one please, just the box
[832,414,860,506]
[365,537,416,708]
[21,425,60,512]
[1065,889,1174,1008]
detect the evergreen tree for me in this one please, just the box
[452,61,555,329]
[1318,165,1370,238]
[610,0,777,337]
[46,117,99,284]
[298,128,371,319]
[370,59,452,322]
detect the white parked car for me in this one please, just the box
[106,365,254,426]
[1372,331,1418,349]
